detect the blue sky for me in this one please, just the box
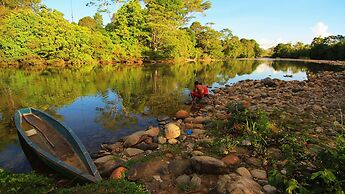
[43,0,345,49]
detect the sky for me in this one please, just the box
[43,0,345,49]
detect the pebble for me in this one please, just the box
[153,175,163,182]
[158,136,167,144]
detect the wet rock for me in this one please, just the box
[176,174,190,185]
[145,127,160,137]
[236,167,252,179]
[263,185,277,194]
[191,156,228,174]
[246,157,262,167]
[168,159,191,176]
[176,110,189,119]
[158,136,167,144]
[190,174,202,187]
[168,138,178,145]
[124,148,144,157]
[165,123,181,140]
[221,154,240,166]
[110,167,127,180]
[250,169,267,180]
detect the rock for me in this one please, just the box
[191,150,204,156]
[312,105,322,112]
[192,129,206,136]
[107,142,124,154]
[168,159,191,176]
[227,177,264,194]
[145,127,160,137]
[250,169,267,180]
[94,155,114,166]
[164,123,181,140]
[176,110,189,119]
[221,154,240,166]
[158,136,167,144]
[176,174,191,185]
[178,135,187,142]
[190,174,202,187]
[191,156,228,174]
[267,147,282,160]
[246,157,262,167]
[168,138,178,145]
[263,185,277,194]
[153,175,163,182]
[124,148,144,157]
[184,116,210,124]
[315,127,324,133]
[236,167,252,178]
[98,158,126,177]
[124,131,146,147]
[110,167,127,180]
[262,77,277,87]
[133,142,158,151]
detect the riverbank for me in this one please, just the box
[89,70,345,193]
[250,58,345,66]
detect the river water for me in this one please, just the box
[0,59,343,173]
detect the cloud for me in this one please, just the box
[258,38,286,49]
[311,22,331,37]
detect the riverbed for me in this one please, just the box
[0,59,342,173]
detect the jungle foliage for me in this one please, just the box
[272,35,345,60]
[0,0,263,67]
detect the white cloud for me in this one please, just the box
[311,22,332,37]
[258,38,287,49]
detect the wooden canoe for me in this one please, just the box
[14,108,102,183]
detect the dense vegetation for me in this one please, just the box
[272,35,345,60]
[0,0,263,67]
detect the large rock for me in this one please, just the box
[164,123,181,140]
[191,156,228,174]
[123,131,146,147]
[217,174,264,194]
[94,155,115,166]
[236,167,252,178]
[176,110,189,119]
[250,169,267,180]
[145,127,160,137]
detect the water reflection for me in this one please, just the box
[0,60,342,172]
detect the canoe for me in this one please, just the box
[14,108,102,183]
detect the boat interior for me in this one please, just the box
[20,113,89,174]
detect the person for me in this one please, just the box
[191,81,209,103]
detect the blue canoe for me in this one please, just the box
[14,108,102,183]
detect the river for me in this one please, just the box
[0,59,343,173]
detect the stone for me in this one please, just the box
[168,138,178,145]
[217,174,264,194]
[158,136,167,144]
[262,77,277,87]
[98,159,126,177]
[236,167,252,178]
[153,175,163,182]
[124,148,144,157]
[158,116,170,122]
[107,142,124,154]
[263,185,277,194]
[221,154,240,166]
[176,174,191,185]
[133,142,158,151]
[185,123,204,130]
[164,123,181,140]
[145,127,160,137]
[242,139,252,146]
[190,174,202,187]
[246,157,262,167]
[168,159,191,176]
[192,129,206,136]
[123,131,146,147]
[94,155,114,166]
[267,147,282,159]
[176,110,189,119]
[250,169,267,180]
[191,156,228,174]
[110,167,127,180]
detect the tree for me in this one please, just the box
[94,12,104,27]
[0,0,41,9]
[78,16,98,30]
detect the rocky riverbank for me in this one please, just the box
[91,70,345,194]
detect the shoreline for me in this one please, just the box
[241,57,345,66]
